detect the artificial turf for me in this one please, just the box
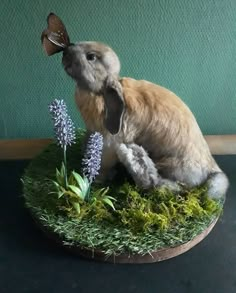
[22,130,223,256]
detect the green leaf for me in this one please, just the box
[68,185,83,199]
[63,190,80,199]
[52,180,59,186]
[72,171,90,199]
[51,180,60,191]
[72,202,81,215]
[58,191,65,199]
[61,163,66,177]
[72,171,85,188]
[93,187,110,199]
[102,198,116,210]
[57,163,66,187]
[83,177,90,201]
[100,187,110,198]
[104,195,117,201]
[68,173,76,185]
[49,185,65,198]
[83,176,90,187]
[55,168,62,185]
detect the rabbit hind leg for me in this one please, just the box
[116,143,181,192]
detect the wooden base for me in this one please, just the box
[35,215,219,264]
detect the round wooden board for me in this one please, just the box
[33,214,219,264]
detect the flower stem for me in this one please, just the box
[63,145,68,188]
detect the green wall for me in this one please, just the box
[1,0,236,139]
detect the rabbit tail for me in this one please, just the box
[206,171,229,201]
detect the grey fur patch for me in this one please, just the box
[116,143,159,189]
[207,172,229,200]
[116,143,181,193]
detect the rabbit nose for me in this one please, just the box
[63,46,73,61]
[63,43,74,53]
[63,46,71,56]
[64,43,77,59]
[62,49,73,69]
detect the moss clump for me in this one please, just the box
[107,183,221,233]
[22,129,223,255]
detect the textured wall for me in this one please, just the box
[0,0,236,139]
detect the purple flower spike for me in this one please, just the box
[82,132,103,183]
[49,99,76,148]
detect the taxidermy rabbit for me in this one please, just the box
[61,42,229,199]
[42,14,229,200]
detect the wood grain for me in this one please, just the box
[0,138,53,160]
[204,135,236,155]
[0,135,236,160]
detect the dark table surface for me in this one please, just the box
[0,156,235,293]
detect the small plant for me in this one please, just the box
[90,187,116,211]
[51,161,116,214]
[49,99,116,215]
[51,166,90,214]
[81,132,116,210]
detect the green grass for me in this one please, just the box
[22,129,223,256]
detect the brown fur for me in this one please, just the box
[75,88,105,133]
[75,77,219,183]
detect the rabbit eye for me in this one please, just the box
[86,53,96,61]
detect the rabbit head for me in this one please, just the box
[62,42,121,93]
[62,42,125,135]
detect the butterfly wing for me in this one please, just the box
[41,13,70,56]
[46,13,70,46]
[41,29,63,56]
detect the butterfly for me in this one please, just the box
[41,13,71,56]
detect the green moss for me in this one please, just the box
[22,129,223,255]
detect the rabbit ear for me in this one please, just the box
[103,77,125,135]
